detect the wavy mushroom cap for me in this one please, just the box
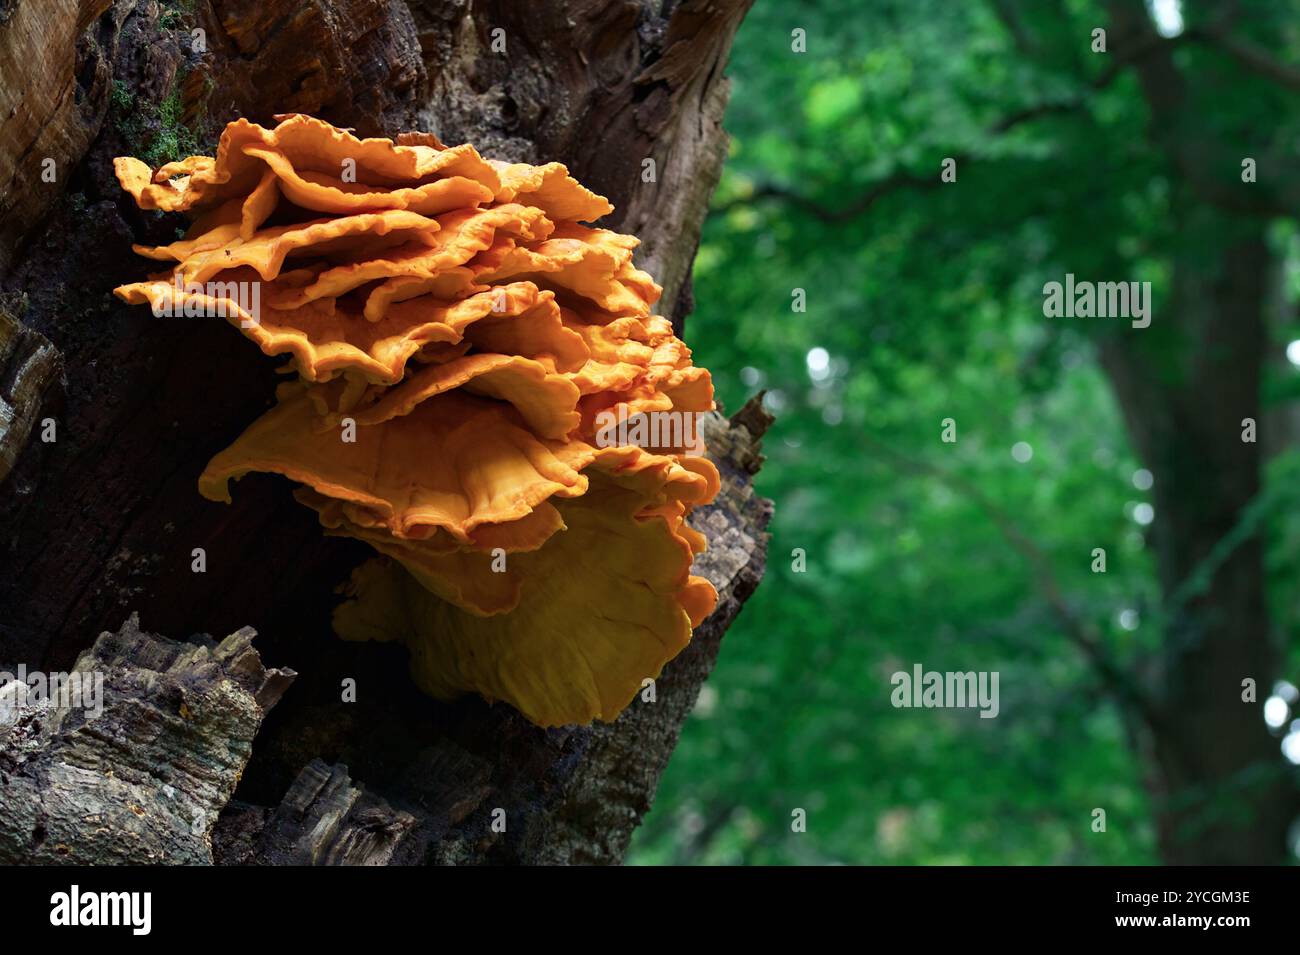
[112,113,717,727]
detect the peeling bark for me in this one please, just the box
[0,614,294,864]
[0,302,64,486]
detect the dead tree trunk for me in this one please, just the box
[0,0,764,865]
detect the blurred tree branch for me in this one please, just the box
[715,2,1300,225]
[856,432,1163,733]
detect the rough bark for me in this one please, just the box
[0,302,64,486]
[0,0,114,272]
[0,614,293,864]
[0,0,762,864]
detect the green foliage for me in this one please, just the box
[628,0,1300,865]
[111,77,202,168]
[159,0,196,31]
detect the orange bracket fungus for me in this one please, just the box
[113,115,718,728]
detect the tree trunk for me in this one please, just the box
[1092,2,1299,864]
[0,0,764,865]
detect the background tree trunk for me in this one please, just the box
[1091,1,1299,864]
[1097,229,1292,864]
[0,0,764,865]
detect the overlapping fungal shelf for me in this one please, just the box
[113,115,718,728]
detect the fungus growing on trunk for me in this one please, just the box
[113,114,718,727]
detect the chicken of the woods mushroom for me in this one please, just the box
[113,114,719,728]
